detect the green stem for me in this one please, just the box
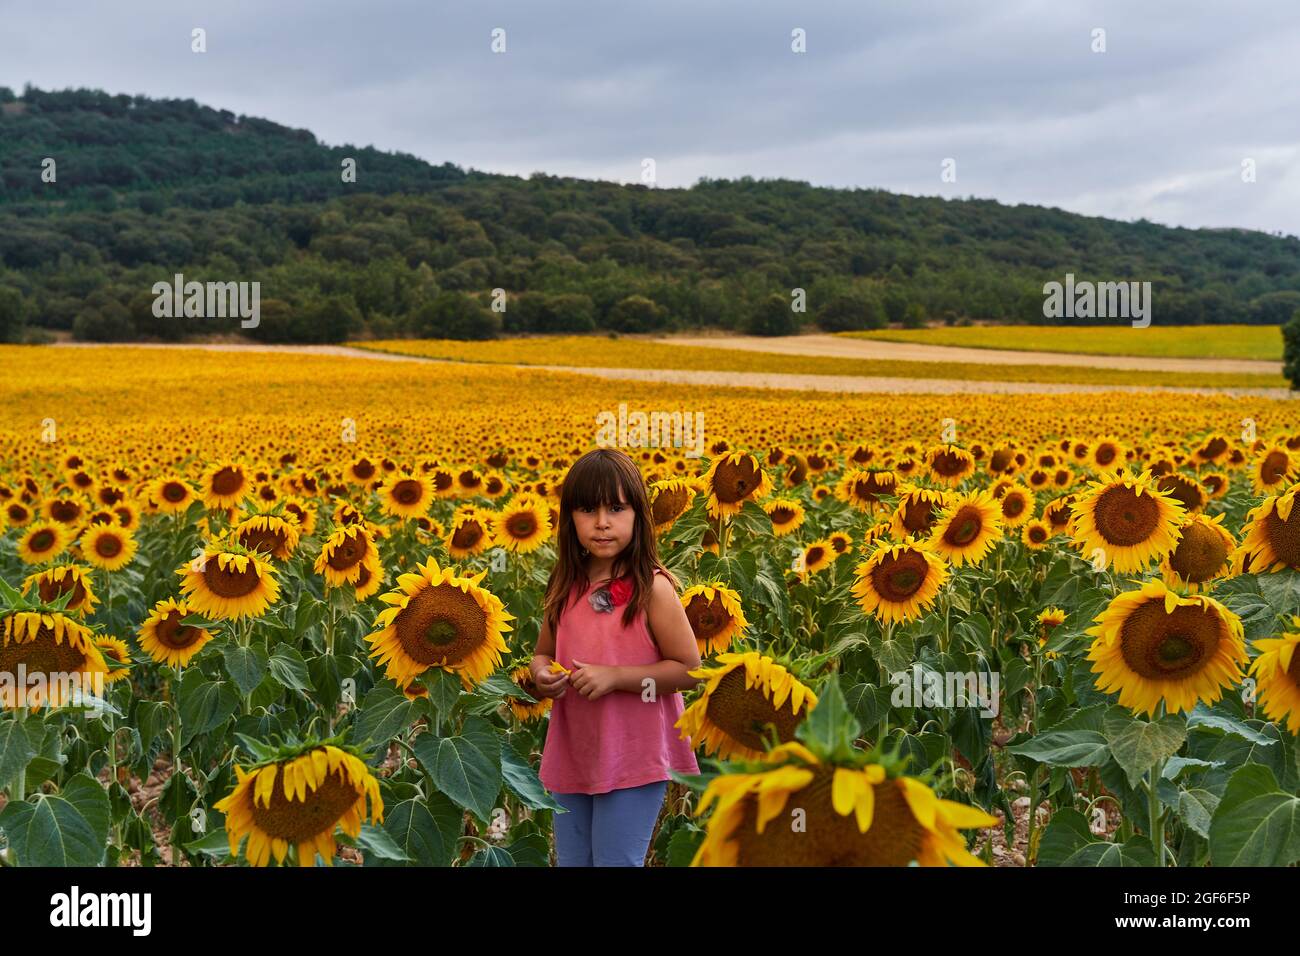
[12,706,28,802]
[1147,702,1168,867]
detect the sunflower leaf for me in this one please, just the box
[356,822,412,862]
[372,794,461,867]
[267,645,315,694]
[0,718,36,793]
[0,771,110,866]
[800,673,859,761]
[1103,708,1187,788]
[500,744,563,811]
[414,716,502,822]
[222,643,268,697]
[1209,763,1300,866]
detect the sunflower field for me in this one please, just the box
[1,344,1300,868]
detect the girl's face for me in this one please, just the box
[572,494,636,563]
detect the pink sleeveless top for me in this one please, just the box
[539,568,700,795]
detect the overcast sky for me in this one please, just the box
[3,0,1298,234]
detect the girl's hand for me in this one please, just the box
[533,663,568,699]
[569,660,620,700]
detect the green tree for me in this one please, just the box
[747,293,799,336]
[0,286,25,342]
[1284,309,1300,391]
[413,292,501,340]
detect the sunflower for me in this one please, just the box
[147,475,194,514]
[690,742,997,867]
[890,486,949,539]
[214,742,384,867]
[445,509,494,559]
[703,452,773,520]
[677,653,816,760]
[1237,481,1300,573]
[1037,607,1067,660]
[234,512,301,560]
[799,538,837,577]
[648,478,696,533]
[21,564,99,617]
[1022,519,1052,550]
[507,664,552,721]
[314,525,380,588]
[94,636,133,684]
[16,520,73,565]
[997,484,1034,527]
[1087,579,1247,717]
[1070,471,1185,573]
[493,498,551,554]
[1090,436,1127,473]
[365,555,513,691]
[1160,513,1236,592]
[836,468,897,513]
[828,530,853,555]
[76,523,137,573]
[1251,445,1295,495]
[1248,621,1300,734]
[928,490,1002,567]
[763,498,806,537]
[177,547,280,620]
[680,583,749,656]
[852,542,948,624]
[200,462,252,510]
[377,473,434,520]
[5,499,33,527]
[1200,472,1230,500]
[0,610,108,710]
[281,497,318,537]
[1156,473,1205,513]
[924,444,976,488]
[138,597,215,668]
[43,493,88,529]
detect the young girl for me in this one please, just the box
[529,448,702,866]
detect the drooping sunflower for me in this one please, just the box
[690,741,997,867]
[177,547,280,620]
[232,512,301,561]
[200,461,252,510]
[1237,481,1300,573]
[1248,621,1300,734]
[680,583,749,656]
[365,555,513,691]
[493,497,552,554]
[150,475,196,514]
[928,490,1002,567]
[1156,473,1206,513]
[925,444,976,488]
[1251,445,1296,496]
[890,486,949,539]
[214,741,384,867]
[677,653,817,760]
[94,636,133,684]
[851,542,949,625]
[1070,471,1185,573]
[138,597,215,668]
[763,498,806,537]
[445,509,494,559]
[379,473,435,520]
[314,525,380,588]
[507,663,552,721]
[0,610,108,710]
[17,520,72,565]
[997,484,1034,527]
[650,478,697,533]
[1087,579,1247,717]
[21,564,99,617]
[78,523,137,572]
[1160,513,1236,592]
[703,452,773,520]
[836,468,898,513]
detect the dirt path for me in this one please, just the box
[655,333,1284,375]
[49,342,1294,398]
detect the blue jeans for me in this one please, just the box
[552,780,668,867]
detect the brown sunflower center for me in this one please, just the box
[1002,494,1026,518]
[0,624,90,677]
[248,765,359,845]
[1167,521,1229,583]
[38,574,86,606]
[352,461,376,480]
[685,594,730,641]
[240,526,287,555]
[50,500,81,522]
[1262,507,1300,569]
[506,513,537,538]
[1157,475,1204,512]
[768,506,795,525]
[705,666,805,752]
[900,498,938,534]
[391,479,423,506]
[1028,525,1048,543]
[1199,437,1228,459]
[1092,486,1162,547]
[713,457,760,504]
[394,582,488,666]
[327,536,366,571]
[1095,444,1117,465]
[1118,600,1222,681]
[805,546,826,567]
[211,467,244,496]
[943,507,983,547]
[652,487,690,525]
[28,529,56,552]
[730,768,925,866]
[931,451,968,477]
[870,550,928,602]
[94,534,124,558]
[202,560,262,598]
[157,611,204,649]
[1261,451,1290,484]
[451,521,484,549]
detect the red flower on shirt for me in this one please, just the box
[608,574,633,607]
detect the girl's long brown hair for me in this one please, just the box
[542,448,680,636]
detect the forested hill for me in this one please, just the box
[2,85,1299,344]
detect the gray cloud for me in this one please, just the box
[2,0,1297,233]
